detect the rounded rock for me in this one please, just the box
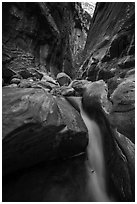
[10,78,21,85]
[56,72,72,86]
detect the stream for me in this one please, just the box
[3,96,115,202]
[80,104,111,202]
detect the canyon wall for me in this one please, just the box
[2,2,91,80]
[80,2,134,92]
[2,2,135,202]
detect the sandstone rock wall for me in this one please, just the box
[80,2,135,93]
[2,2,135,202]
[2,2,90,80]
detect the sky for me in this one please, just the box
[81,2,96,17]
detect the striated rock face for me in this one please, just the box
[80,2,135,93]
[2,2,90,81]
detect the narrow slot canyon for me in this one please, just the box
[2,2,135,202]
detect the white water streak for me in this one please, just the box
[80,105,110,202]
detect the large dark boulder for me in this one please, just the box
[2,87,88,175]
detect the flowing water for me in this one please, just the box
[3,99,113,201]
[80,104,111,202]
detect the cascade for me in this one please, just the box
[80,104,111,202]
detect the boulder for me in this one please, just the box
[10,78,21,85]
[107,77,124,95]
[18,79,33,88]
[50,86,75,97]
[61,87,75,96]
[109,76,135,142]
[57,72,72,86]
[2,133,134,202]
[41,74,58,85]
[2,87,88,175]
[66,96,82,113]
[82,80,111,114]
[5,84,18,88]
[71,79,90,94]
[37,80,58,90]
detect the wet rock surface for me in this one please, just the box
[81,81,135,201]
[10,78,21,84]
[2,154,96,202]
[56,72,72,86]
[2,87,88,175]
[82,80,111,114]
[109,75,135,143]
[2,2,135,202]
[70,79,90,95]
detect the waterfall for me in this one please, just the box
[80,104,110,202]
